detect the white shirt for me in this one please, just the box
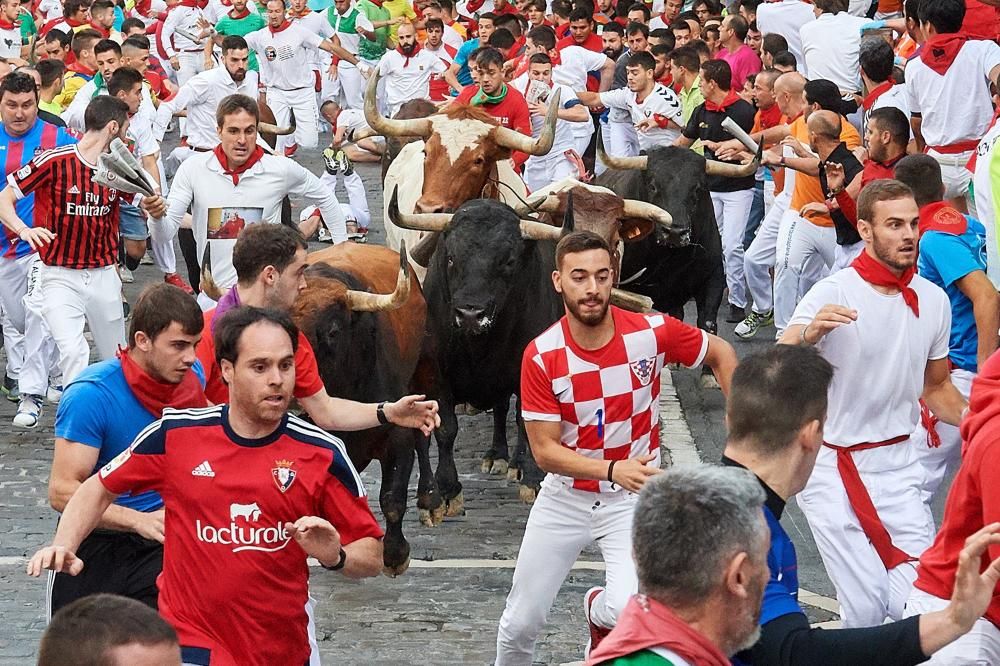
[553,44,608,91]
[863,83,910,138]
[512,77,579,158]
[159,151,347,290]
[600,83,683,150]
[377,48,447,116]
[153,66,260,149]
[37,0,63,21]
[128,106,159,159]
[291,10,335,70]
[756,0,815,73]
[800,12,869,93]
[442,23,464,51]
[906,39,1000,148]
[162,5,207,57]
[246,23,326,90]
[62,80,156,132]
[0,25,20,60]
[329,5,374,56]
[789,267,950,449]
[973,119,1000,288]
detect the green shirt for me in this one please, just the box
[18,12,36,44]
[679,75,705,155]
[603,649,676,665]
[356,0,389,61]
[215,12,266,71]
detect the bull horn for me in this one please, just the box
[200,243,222,302]
[344,240,411,312]
[410,232,440,267]
[349,126,380,142]
[510,192,562,216]
[493,88,560,157]
[258,108,296,136]
[597,129,647,170]
[387,185,452,232]
[704,146,761,178]
[621,199,673,228]
[364,71,432,138]
[520,192,574,240]
[610,288,653,313]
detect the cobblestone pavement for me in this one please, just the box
[0,146,844,664]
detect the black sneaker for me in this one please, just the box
[2,373,18,402]
[726,303,747,323]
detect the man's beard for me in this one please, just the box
[564,293,610,326]
[872,233,915,272]
[604,46,623,61]
[401,41,417,54]
[230,67,246,82]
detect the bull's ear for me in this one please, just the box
[619,219,655,242]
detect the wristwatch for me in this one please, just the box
[322,548,347,571]
[779,156,787,167]
[376,401,390,425]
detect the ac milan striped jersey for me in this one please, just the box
[521,306,708,493]
[7,144,121,268]
[0,119,77,260]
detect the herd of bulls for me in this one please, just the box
[288,74,758,575]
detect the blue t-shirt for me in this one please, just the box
[453,39,481,88]
[0,119,77,259]
[918,216,988,373]
[760,503,802,625]
[54,358,206,512]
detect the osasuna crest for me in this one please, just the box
[272,459,297,493]
[629,356,656,387]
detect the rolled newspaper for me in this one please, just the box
[92,138,159,196]
[721,116,759,154]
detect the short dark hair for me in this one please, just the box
[740,0,763,13]
[45,28,71,47]
[772,50,797,69]
[761,32,788,56]
[918,0,965,33]
[233,224,308,285]
[700,58,732,90]
[728,345,833,455]
[108,67,143,96]
[688,38,711,60]
[649,28,675,50]
[602,21,624,35]
[671,19,691,32]
[748,19,759,33]
[221,34,249,54]
[627,50,656,71]
[814,0,848,12]
[71,29,102,57]
[555,231,611,268]
[650,43,672,59]
[525,0,546,11]
[64,0,89,17]
[726,14,749,40]
[214,306,299,367]
[550,0,572,17]
[122,34,151,52]
[904,0,921,19]
[494,13,523,37]
[38,594,179,666]
[478,10,498,24]
[869,106,910,147]
[627,2,651,19]
[894,154,944,207]
[425,17,444,31]
[805,78,846,113]
[84,96,129,132]
[120,17,147,34]
[93,38,121,58]
[626,21,649,38]
[569,6,593,22]
[528,25,557,50]
[216,93,258,128]
[670,45,700,72]
[0,71,38,101]
[475,46,505,70]
[37,59,64,88]
[859,36,894,83]
[91,0,116,13]
[488,28,516,50]
[528,52,552,66]
[857,178,915,223]
[129,283,204,347]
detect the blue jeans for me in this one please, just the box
[744,180,765,248]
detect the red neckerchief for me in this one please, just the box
[757,102,783,129]
[506,34,525,60]
[919,200,969,236]
[213,144,265,185]
[862,80,894,110]
[288,7,311,18]
[585,595,730,666]
[368,0,383,6]
[657,73,673,87]
[117,348,207,418]
[921,33,968,75]
[67,62,96,77]
[851,250,919,316]
[89,21,110,37]
[228,6,250,18]
[65,15,87,26]
[0,16,18,29]
[396,42,422,66]
[269,19,291,34]
[705,89,740,112]
[178,0,199,7]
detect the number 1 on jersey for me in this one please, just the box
[596,408,604,441]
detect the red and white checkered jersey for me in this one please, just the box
[521,306,708,493]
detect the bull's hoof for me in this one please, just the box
[490,459,509,476]
[700,373,720,390]
[518,484,538,504]
[418,504,446,527]
[445,492,465,517]
[506,466,521,482]
[382,557,411,578]
[480,457,493,474]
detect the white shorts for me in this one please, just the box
[927,149,974,201]
[905,587,1000,664]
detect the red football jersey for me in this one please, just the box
[99,406,383,666]
[521,307,707,493]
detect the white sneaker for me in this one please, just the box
[119,266,134,284]
[317,226,333,243]
[47,378,63,404]
[13,394,42,428]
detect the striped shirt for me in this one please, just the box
[0,119,78,259]
[7,144,121,269]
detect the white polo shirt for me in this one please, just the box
[906,39,1000,149]
[973,119,1000,288]
[0,25,20,60]
[291,10,335,71]
[862,83,911,138]
[377,48,447,116]
[329,6,374,56]
[246,22,325,90]
[600,83,683,150]
[162,5,206,57]
[756,0,815,73]
[553,44,608,91]
[161,151,347,290]
[153,66,260,149]
[511,76,580,157]
[800,12,869,93]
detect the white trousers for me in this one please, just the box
[905,587,1000,664]
[40,264,125,384]
[495,478,638,665]
[1,307,21,378]
[744,188,791,315]
[911,368,974,506]
[796,438,936,628]
[334,62,365,110]
[318,171,371,229]
[571,120,594,158]
[268,86,320,151]
[928,149,974,201]
[774,210,836,333]
[175,51,207,136]
[831,240,865,273]
[524,153,577,192]
[600,120,639,175]
[711,189,754,308]
[0,254,59,395]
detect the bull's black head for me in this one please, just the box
[639,146,710,247]
[434,199,534,336]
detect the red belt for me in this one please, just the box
[824,435,916,570]
[926,139,980,154]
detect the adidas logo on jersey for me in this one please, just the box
[192,461,215,477]
[68,185,80,194]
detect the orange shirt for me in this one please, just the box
[789,116,862,227]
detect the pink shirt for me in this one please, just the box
[718,44,762,91]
